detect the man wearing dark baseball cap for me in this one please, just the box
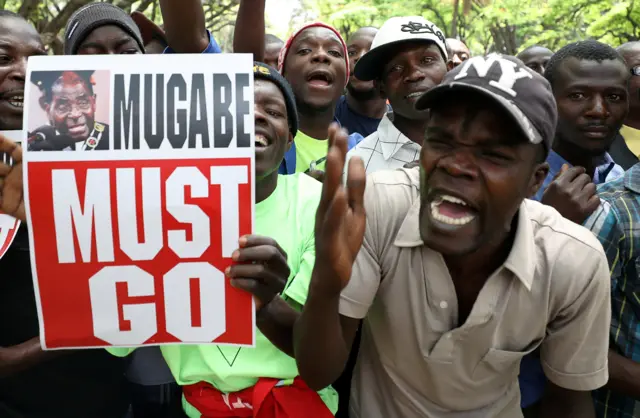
[295,54,611,417]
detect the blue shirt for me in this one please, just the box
[533,150,624,201]
[585,163,640,418]
[334,95,389,138]
[162,30,221,54]
[520,149,624,408]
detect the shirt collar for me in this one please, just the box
[547,149,619,182]
[624,163,640,194]
[377,113,415,161]
[393,199,537,291]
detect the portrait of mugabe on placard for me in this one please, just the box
[28,70,110,151]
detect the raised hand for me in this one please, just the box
[226,235,290,311]
[0,134,25,222]
[312,123,366,295]
[541,164,600,224]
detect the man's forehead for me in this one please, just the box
[294,27,341,46]
[51,78,90,96]
[348,28,377,44]
[558,57,627,83]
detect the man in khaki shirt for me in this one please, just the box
[294,54,611,417]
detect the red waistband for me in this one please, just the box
[182,377,334,418]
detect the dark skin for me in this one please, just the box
[618,42,640,129]
[224,79,298,357]
[542,57,629,222]
[377,42,447,145]
[517,46,553,75]
[283,27,347,140]
[76,25,142,55]
[445,38,470,70]
[264,41,283,68]
[145,39,167,54]
[346,27,387,119]
[160,0,265,58]
[0,16,46,130]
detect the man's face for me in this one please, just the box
[621,45,640,111]
[419,96,547,256]
[445,38,470,70]
[283,27,347,111]
[346,27,378,100]
[554,57,629,156]
[46,73,96,141]
[254,79,292,178]
[76,25,142,55]
[379,42,447,120]
[0,16,45,130]
[518,46,553,75]
[264,42,283,69]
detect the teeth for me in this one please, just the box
[441,194,467,206]
[430,202,475,225]
[255,134,268,147]
[406,92,424,98]
[9,101,23,108]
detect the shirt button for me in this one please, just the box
[439,301,448,309]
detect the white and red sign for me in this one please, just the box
[23,54,255,349]
[0,130,22,260]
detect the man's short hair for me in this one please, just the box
[544,40,626,88]
[265,34,283,45]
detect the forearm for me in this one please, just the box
[159,0,209,53]
[539,387,595,418]
[606,349,640,398]
[233,0,266,59]
[256,296,298,357]
[293,277,351,391]
[0,337,63,377]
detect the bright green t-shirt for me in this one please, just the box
[294,131,328,173]
[107,173,337,417]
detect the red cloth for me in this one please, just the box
[183,377,334,418]
[277,22,349,87]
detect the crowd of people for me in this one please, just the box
[0,1,639,417]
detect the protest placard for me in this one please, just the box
[22,54,255,350]
[0,130,23,260]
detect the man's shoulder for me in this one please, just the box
[364,168,420,219]
[525,199,605,256]
[280,173,322,207]
[348,130,380,154]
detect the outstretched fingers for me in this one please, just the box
[345,156,366,215]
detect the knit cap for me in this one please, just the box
[254,62,299,137]
[64,2,145,55]
[277,22,349,86]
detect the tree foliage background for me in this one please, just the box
[303,0,640,54]
[0,0,241,54]
[1,0,639,55]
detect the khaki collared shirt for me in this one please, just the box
[339,168,611,418]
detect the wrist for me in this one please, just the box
[256,293,279,317]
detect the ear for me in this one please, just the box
[91,94,97,112]
[447,60,455,71]
[39,96,49,112]
[374,79,387,100]
[285,131,294,152]
[527,162,549,198]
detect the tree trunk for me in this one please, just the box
[451,0,460,38]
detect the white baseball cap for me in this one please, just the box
[354,16,448,81]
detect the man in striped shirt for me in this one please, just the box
[585,162,640,418]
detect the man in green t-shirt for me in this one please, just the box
[0,63,338,418]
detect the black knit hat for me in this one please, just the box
[64,2,145,55]
[253,62,298,137]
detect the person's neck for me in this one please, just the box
[298,107,336,140]
[255,171,278,204]
[392,113,428,145]
[443,221,515,286]
[552,139,599,176]
[624,110,640,130]
[345,92,388,119]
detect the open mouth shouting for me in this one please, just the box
[254,127,272,151]
[0,91,24,110]
[306,69,335,89]
[429,193,477,227]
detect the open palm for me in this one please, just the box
[313,124,366,295]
